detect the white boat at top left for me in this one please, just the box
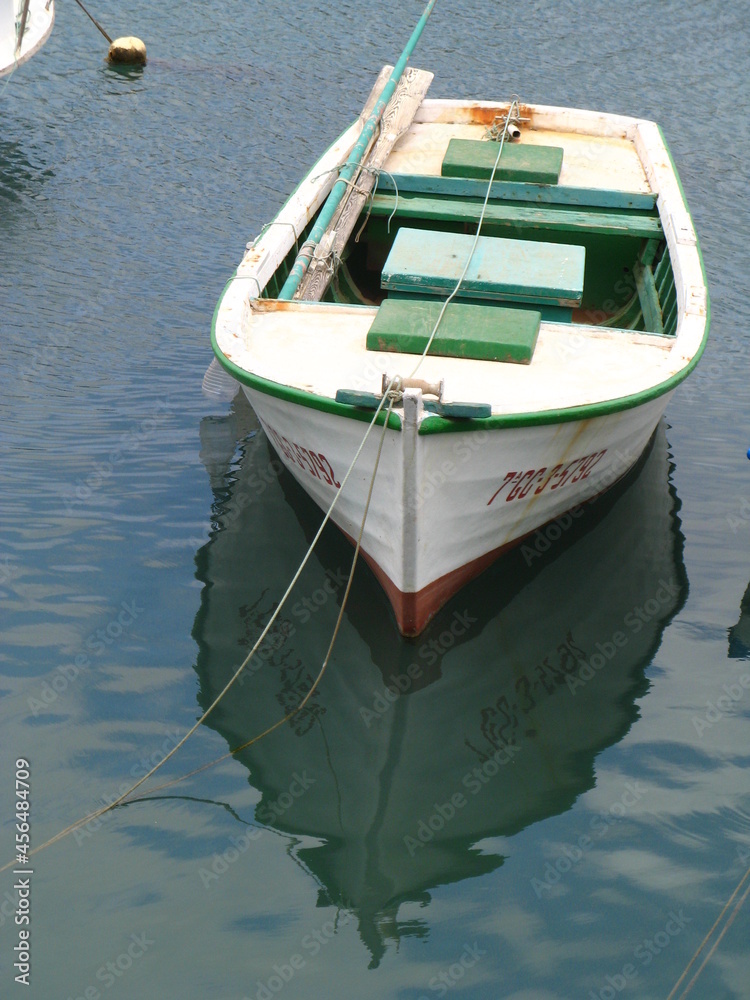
[0,0,54,77]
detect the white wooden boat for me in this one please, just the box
[211,50,708,635]
[0,0,54,77]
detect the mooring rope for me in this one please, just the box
[665,860,750,999]
[96,381,389,805]
[71,0,112,44]
[125,391,398,804]
[0,384,398,872]
[0,96,524,870]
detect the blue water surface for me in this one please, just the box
[1,2,749,998]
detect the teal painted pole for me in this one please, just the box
[278,0,438,300]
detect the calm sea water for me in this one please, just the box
[1,1,749,998]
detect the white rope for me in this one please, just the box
[0,379,401,872]
[666,861,750,999]
[1,98,526,868]
[355,166,400,241]
[408,97,521,379]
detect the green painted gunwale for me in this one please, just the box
[210,293,402,431]
[211,120,710,437]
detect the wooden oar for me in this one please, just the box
[277,0,439,300]
[16,0,31,55]
[294,65,433,302]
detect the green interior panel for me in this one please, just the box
[360,215,652,314]
[366,297,541,364]
[441,139,564,184]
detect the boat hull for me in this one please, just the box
[0,0,55,77]
[212,95,707,635]
[240,384,672,634]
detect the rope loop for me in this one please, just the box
[251,221,299,256]
[484,95,528,141]
[407,96,523,380]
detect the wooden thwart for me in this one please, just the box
[367,297,542,364]
[374,172,658,211]
[294,66,433,302]
[441,139,564,184]
[368,193,664,239]
[381,228,586,307]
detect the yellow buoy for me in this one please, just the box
[107,37,147,66]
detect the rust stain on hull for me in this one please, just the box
[464,103,536,128]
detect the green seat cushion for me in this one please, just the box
[381,227,585,307]
[366,297,541,365]
[441,139,564,184]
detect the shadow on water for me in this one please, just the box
[191,398,688,967]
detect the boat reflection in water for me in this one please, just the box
[193,402,687,965]
[728,582,750,661]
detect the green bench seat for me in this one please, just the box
[381,227,586,308]
[366,298,541,365]
[374,172,658,211]
[368,192,663,240]
[442,138,564,185]
[386,291,572,324]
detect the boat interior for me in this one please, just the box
[215,100,706,417]
[260,113,677,347]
